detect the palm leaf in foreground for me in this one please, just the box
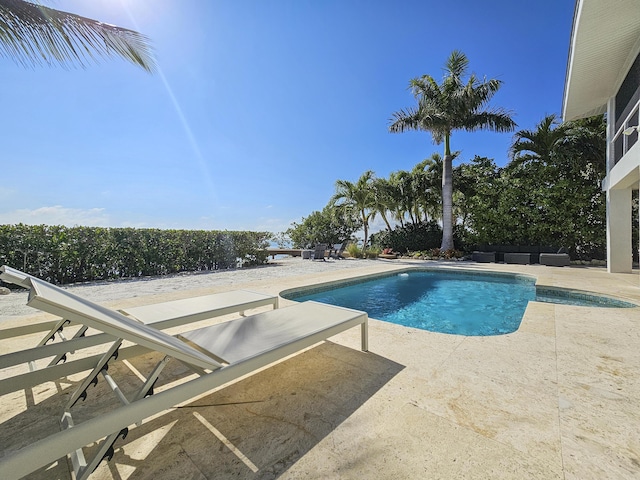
[0,0,154,71]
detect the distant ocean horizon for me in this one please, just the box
[268,240,292,249]
[266,240,294,260]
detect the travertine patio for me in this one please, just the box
[1,258,638,479]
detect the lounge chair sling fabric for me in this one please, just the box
[121,289,279,328]
[27,277,222,370]
[180,302,368,365]
[0,266,368,480]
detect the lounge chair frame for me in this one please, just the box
[0,266,368,480]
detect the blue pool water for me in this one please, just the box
[285,270,636,336]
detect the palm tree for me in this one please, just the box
[511,114,606,174]
[331,171,377,249]
[510,114,565,167]
[389,50,515,251]
[389,170,416,226]
[409,163,428,223]
[0,0,154,70]
[411,153,449,223]
[371,177,395,232]
[558,115,606,172]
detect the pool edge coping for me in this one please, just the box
[279,264,639,309]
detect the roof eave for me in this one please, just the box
[562,0,640,121]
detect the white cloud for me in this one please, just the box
[0,206,112,227]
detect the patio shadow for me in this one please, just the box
[5,341,403,479]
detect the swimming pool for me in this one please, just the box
[282,269,637,336]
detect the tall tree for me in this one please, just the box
[285,205,361,249]
[389,50,515,250]
[389,169,418,226]
[453,155,502,245]
[507,114,607,257]
[466,115,608,259]
[371,177,395,232]
[510,114,565,167]
[0,0,154,70]
[331,171,377,248]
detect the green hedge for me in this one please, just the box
[370,221,442,253]
[0,224,272,285]
[370,221,469,253]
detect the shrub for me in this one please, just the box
[371,221,443,253]
[365,247,380,259]
[284,205,361,249]
[0,224,272,285]
[346,243,364,259]
[405,248,463,260]
[371,221,470,254]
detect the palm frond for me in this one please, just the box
[462,110,517,133]
[389,50,515,160]
[444,50,468,84]
[0,0,155,70]
[510,114,561,161]
[409,75,440,100]
[464,78,503,109]
[388,107,422,132]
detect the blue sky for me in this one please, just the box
[1,0,575,234]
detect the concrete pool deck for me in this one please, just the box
[1,258,639,479]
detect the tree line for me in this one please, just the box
[285,113,637,261]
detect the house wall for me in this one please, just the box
[615,51,640,130]
[564,0,640,276]
[606,50,640,273]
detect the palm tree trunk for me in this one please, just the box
[441,135,454,251]
[414,206,422,224]
[361,211,369,248]
[380,212,393,232]
[363,222,369,249]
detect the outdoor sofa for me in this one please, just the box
[472,245,569,265]
[539,251,571,266]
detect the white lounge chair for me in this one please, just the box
[0,265,278,395]
[0,268,368,480]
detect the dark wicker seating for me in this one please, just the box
[504,252,531,265]
[539,253,570,266]
[472,245,569,265]
[472,251,496,263]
